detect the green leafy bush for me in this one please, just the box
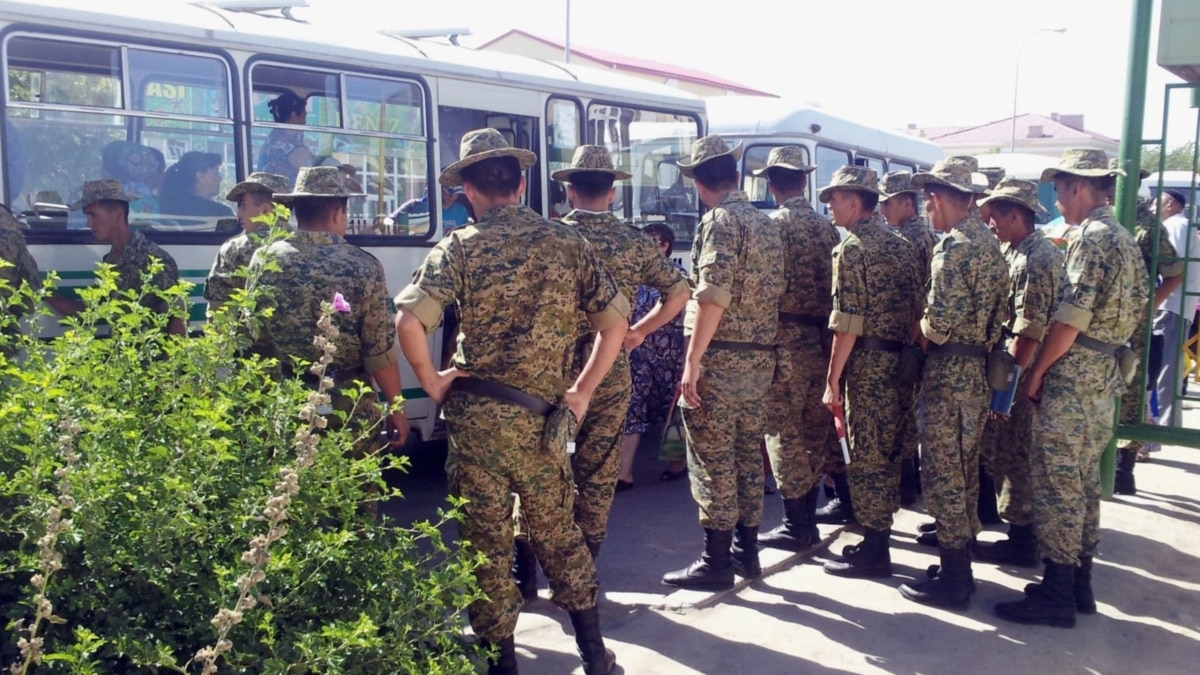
[0,245,485,673]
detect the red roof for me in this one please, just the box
[477,29,775,97]
[922,113,1116,144]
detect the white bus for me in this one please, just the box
[705,96,943,216]
[0,0,706,441]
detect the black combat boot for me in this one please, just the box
[916,527,939,547]
[995,560,1077,628]
[758,491,820,551]
[899,546,973,610]
[900,458,918,507]
[814,472,856,525]
[731,522,762,578]
[512,539,538,601]
[973,522,1038,568]
[978,467,1002,525]
[661,528,735,590]
[569,606,616,675]
[480,635,518,675]
[1074,556,1097,614]
[823,528,892,578]
[1114,448,1138,495]
[585,540,602,561]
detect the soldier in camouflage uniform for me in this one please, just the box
[818,166,923,579]
[751,146,841,553]
[394,129,627,675]
[1110,159,1182,492]
[661,135,784,590]
[64,180,186,335]
[973,178,1065,568]
[898,161,1009,611]
[976,167,1008,224]
[1,205,42,354]
[204,172,291,315]
[995,149,1147,628]
[878,171,936,507]
[248,166,407,451]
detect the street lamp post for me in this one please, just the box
[1010,27,1067,153]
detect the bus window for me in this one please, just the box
[5,35,235,232]
[250,65,429,238]
[589,103,699,245]
[815,145,851,216]
[858,155,885,180]
[436,105,539,218]
[546,97,581,219]
[742,144,813,210]
[888,161,915,175]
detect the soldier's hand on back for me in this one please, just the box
[426,367,467,404]
[680,360,702,407]
[623,327,646,352]
[1022,370,1045,406]
[562,386,589,424]
[384,411,409,448]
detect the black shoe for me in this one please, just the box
[915,530,939,547]
[815,472,856,525]
[978,467,1002,526]
[759,496,820,551]
[480,636,518,675]
[973,523,1038,568]
[513,539,538,601]
[900,458,918,507]
[995,561,1077,628]
[823,528,892,578]
[731,522,762,578]
[917,521,937,534]
[1114,449,1137,495]
[569,606,616,675]
[1074,555,1096,614]
[662,528,735,590]
[899,546,973,610]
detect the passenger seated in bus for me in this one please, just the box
[391,184,471,234]
[101,141,165,215]
[258,91,314,183]
[159,151,233,218]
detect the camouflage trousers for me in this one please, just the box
[979,380,1035,527]
[764,336,831,500]
[920,352,989,549]
[893,382,920,461]
[444,392,598,642]
[1031,349,1119,565]
[1117,321,1149,452]
[843,349,904,531]
[681,349,774,530]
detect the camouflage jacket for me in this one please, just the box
[1,207,40,315]
[395,203,629,402]
[1053,205,1148,347]
[774,195,840,345]
[1005,229,1065,343]
[559,209,688,342]
[249,229,398,375]
[830,214,923,343]
[102,231,181,316]
[204,232,265,311]
[1134,197,1184,281]
[895,214,937,288]
[686,190,783,345]
[921,216,1009,347]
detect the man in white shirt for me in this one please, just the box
[1152,188,1197,428]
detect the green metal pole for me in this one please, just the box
[1107,0,1154,500]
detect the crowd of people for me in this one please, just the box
[1,126,1189,675]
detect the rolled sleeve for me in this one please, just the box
[587,294,630,332]
[920,316,950,345]
[1012,316,1048,342]
[363,340,401,374]
[693,281,733,308]
[394,284,444,334]
[1052,303,1093,333]
[1160,260,1185,279]
[395,240,461,333]
[662,278,691,301]
[829,309,865,335]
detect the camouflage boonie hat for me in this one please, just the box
[979,167,1007,192]
[750,145,815,177]
[878,171,918,200]
[439,128,537,187]
[226,172,292,202]
[940,155,990,193]
[70,179,136,210]
[977,176,1048,216]
[274,166,366,203]
[911,160,978,195]
[1040,149,1123,182]
[1109,157,1150,180]
[677,135,743,178]
[550,145,632,182]
[817,165,880,204]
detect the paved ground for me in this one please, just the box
[385,404,1200,674]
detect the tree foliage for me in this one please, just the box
[1141,142,1199,173]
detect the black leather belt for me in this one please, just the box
[450,377,555,417]
[778,313,826,328]
[708,340,776,352]
[929,342,988,358]
[856,337,903,353]
[1075,334,1120,357]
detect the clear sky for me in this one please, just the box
[301,0,1198,152]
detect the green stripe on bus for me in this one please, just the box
[402,387,429,400]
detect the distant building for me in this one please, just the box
[904,113,1119,158]
[476,29,775,98]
